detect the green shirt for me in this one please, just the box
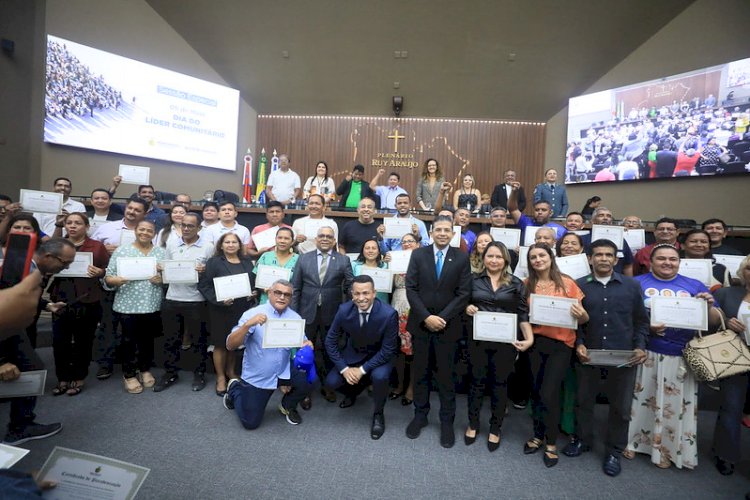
[345,181,363,209]
[253,251,299,304]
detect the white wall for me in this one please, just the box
[35,0,257,200]
[544,0,750,225]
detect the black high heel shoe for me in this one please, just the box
[389,391,403,400]
[487,424,501,452]
[464,425,478,446]
[401,396,413,406]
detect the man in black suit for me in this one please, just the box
[324,275,399,440]
[490,169,526,211]
[291,226,354,406]
[405,216,471,448]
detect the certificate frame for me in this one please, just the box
[591,224,624,250]
[472,311,517,343]
[650,296,708,331]
[523,226,541,247]
[449,225,462,248]
[584,349,635,367]
[54,252,93,278]
[255,265,292,289]
[0,443,30,469]
[19,189,63,214]
[0,370,47,398]
[555,253,591,280]
[490,228,521,250]
[161,260,199,284]
[262,319,305,349]
[388,250,412,274]
[116,257,157,281]
[384,217,412,239]
[213,274,252,301]
[678,259,713,287]
[251,226,280,250]
[118,164,150,185]
[714,254,744,276]
[623,228,646,250]
[529,294,578,329]
[37,446,150,500]
[359,267,393,293]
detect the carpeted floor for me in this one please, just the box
[2,321,750,499]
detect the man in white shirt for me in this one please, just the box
[266,154,301,206]
[154,212,215,393]
[292,194,339,254]
[201,201,251,246]
[34,177,86,235]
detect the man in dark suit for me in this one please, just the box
[490,169,526,211]
[324,275,399,439]
[405,216,471,448]
[291,226,354,406]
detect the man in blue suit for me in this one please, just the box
[533,168,569,218]
[324,275,399,440]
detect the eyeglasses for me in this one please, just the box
[271,290,292,299]
[180,223,197,229]
[51,255,75,266]
[317,234,334,239]
[401,239,417,244]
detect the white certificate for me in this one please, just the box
[714,254,744,276]
[556,253,591,280]
[359,267,393,293]
[346,253,359,262]
[0,443,30,469]
[255,265,292,289]
[19,189,63,214]
[650,296,708,330]
[573,230,590,237]
[449,226,462,248]
[37,447,149,500]
[161,260,198,284]
[585,350,635,367]
[472,311,517,343]
[742,314,750,346]
[384,217,412,239]
[213,274,252,301]
[515,246,530,270]
[303,219,328,239]
[262,319,305,349]
[119,229,136,247]
[116,257,157,280]
[591,225,624,250]
[679,259,713,287]
[54,252,93,278]
[490,228,521,249]
[0,370,47,398]
[388,250,412,274]
[529,294,578,329]
[623,229,646,250]
[118,164,150,185]
[252,226,280,250]
[523,226,541,247]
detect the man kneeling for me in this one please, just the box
[224,280,314,429]
[324,275,399,439]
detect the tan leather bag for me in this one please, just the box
[683,317,750,382]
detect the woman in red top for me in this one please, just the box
[48,212,110,396]
[523,243,588,467]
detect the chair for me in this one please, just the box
[213,190,240,204]
[155,191,176,203]
[718,161,748,175]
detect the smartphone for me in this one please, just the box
[0,231,37,289]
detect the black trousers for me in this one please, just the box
[467,341,517,429]
[304,307,333,383]
[52,302,101,381]
[95,291,121,370]
[161,300,208,375]
[119,312,161,378]
[325,362,393,414]
[529,336,572,443]
[574,363,636,454]
[507,350,532,404]
[412,332,458,423]
[0,334,42,431]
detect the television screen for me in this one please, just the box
[44,35,240,171]
[565,57,750,184]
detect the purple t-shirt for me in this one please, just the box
[635,273,717,356]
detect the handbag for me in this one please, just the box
[682,316,750,382]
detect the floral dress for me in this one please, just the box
[391,273,412,355]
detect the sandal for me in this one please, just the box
[524,437,543,454]
[622,449,635,460]
[52,382,69,396]
[123,376,143,394]
[656,455,671,469]
[66,381,83,396]
[543,446,559,467]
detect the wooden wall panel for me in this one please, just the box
[256,115,546,210]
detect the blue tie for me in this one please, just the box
[436,250,444,279]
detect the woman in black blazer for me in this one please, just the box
[712,254,750,476]
[198,233,255,396]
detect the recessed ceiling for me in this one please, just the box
[147,0,696,121]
